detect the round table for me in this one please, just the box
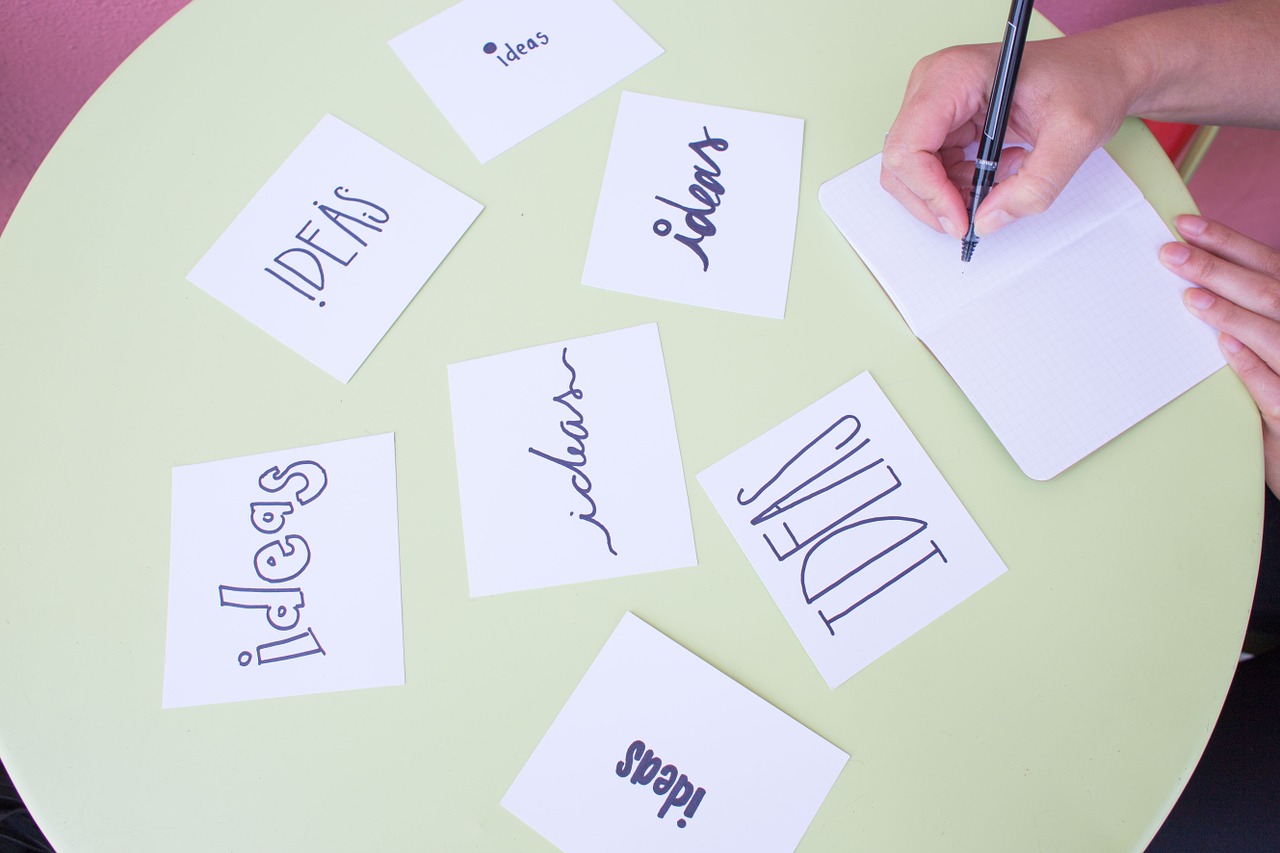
[0,1,1261,850]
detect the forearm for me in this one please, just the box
[1094,0,1280,128]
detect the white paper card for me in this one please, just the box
[698,373,1007,688]
[583,92,804,318]
[448,324,695,596]
[819,150,1224,479]
[162,434,404,708]
[390,0,663,162]
[502,613,848,853]
[188,115,483,382]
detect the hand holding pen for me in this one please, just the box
[961,0,1034,262]
[879,6,1135,246]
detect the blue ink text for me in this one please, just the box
[736,415,948,635]
[218,459,330,666]
[653,127,729,273]
[528,347,618,556]
[264,186,390,308]
[616,739,707,828]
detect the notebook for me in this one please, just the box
[818,149,1225,480]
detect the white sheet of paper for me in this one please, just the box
[583,92,804,318]
[819,150,1224,479]
[697,373,1007,688]
[390,0,663,163]
[187,115,482,382]
[502,613,848,853]
[448,323,695,596]
[162,433,404,708]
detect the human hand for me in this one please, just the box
[1164,215,1280,496]
[881,33,1137,240]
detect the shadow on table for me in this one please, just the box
[1147,487,1280,852]
[0,757,53,853]
[1146,649,1280,852]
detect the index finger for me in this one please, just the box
[881,50,991,238]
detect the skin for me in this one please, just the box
[1165,215,1280,496]
[880,0,1280,490]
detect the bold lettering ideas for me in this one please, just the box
[482,31,550,67]
[653,127,728,273]
[615,740,707,829]
[263,186,390,307]
[736,416,949,635]
[218,461,329,666]
[528,348,618,556]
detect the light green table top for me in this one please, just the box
[0,1,1263,850]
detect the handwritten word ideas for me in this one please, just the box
[652,127,730,273]
[264,186,390,307]
[698,373,1007,688]
[221,459,331,668]
[526,347,618,557]
[187,115,482,382]
[447,324,694,597]
[391,0,662,162]
[162,434,404,708]
[502,613,848,853]
[483,31,550,67]
[616,740,707,828]
[583,92,803,319]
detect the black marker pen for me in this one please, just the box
[962,0,1035,262]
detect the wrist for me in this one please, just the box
[1083,21,1161,119]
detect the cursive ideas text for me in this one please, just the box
[653,127,729,273]
[528,348,618,556]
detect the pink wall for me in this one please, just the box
[0,0,191,235]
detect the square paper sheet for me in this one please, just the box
[698,373,1007,688]
[583,92,804,318]
[503,613,848,853]
[390,0,663,162]
[188,115,482,382]
[162,434,404,708]
[448,323,695,596]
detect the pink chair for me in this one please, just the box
[1145,119,1219,181]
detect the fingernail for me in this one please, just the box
[1178,215,1208,237]
[1184,287,1214,310]
[938,217,958,238]
[974,208,1013,237]
[1162,243,1192,266]
[1220,333,1243,354]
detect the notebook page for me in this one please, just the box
[924,207,1224,479]
[818,150,1145,336]
[820,149,1225,479]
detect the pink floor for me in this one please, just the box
[0,0,191,236]
[1037,0,1280,250]
[0,1,1276,249]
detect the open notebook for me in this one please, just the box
[819,150,1225,480]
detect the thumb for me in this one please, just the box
[974,136,1098,236]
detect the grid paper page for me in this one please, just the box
[818,150,1144,336]
[925,210,1224,479]
[820,150,1225,479]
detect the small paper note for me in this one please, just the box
[162,434,404,708]
[390,0,663,163]
[698,373,1006,688]
[583,92,804,318]
[188,115,482,382]
[502,613,848,853]
[586,92,803,318]
[448,324,695,596]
